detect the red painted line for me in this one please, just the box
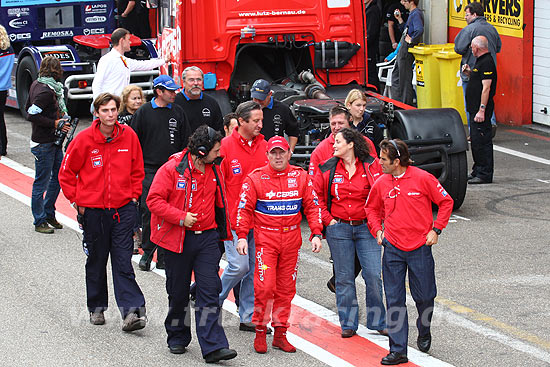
[505,129,550,142]
[2,161,420,367]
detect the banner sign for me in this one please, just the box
[449,0,523,38]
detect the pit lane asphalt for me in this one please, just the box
[1,108,549,366]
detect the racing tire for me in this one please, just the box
[442,151,467,210]
[16,56,38,120]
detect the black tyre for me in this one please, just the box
[16,56,38,120]
[442,151,467,210]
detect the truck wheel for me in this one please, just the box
[442,151,467,210]
[16,56,38,120]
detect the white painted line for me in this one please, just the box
[536,179,550,184]
[494,145,550,166]
[1,156,35,178]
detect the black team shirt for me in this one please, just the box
[466,52,497,115]
[174,91,223,134]
[261,98,299,141]
[131,99,190,169]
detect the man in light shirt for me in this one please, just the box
[92,28,166,101]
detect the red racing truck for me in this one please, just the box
[155,0,468,209]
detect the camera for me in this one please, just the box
[54,115,80,150]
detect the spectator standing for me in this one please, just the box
[218,101,268,332]
[59,93,147,332]
[463,36,497,185]
[235,136,323,354]
[345,89,384,154]
[118,84,144,125]
[250,79,299,152]
[117,0,150,39]
[366,139,453,365]
[92,28,165,101]
[314,128,386,338]
[454,1,501,132]
[379,1,408,57]
[174,66,224,133]
[0,25,15,156]
[25,56,70,234]
[365,0,382,91]
[131,75,190,270]
[146,126,237,363]
[390,0,423,105]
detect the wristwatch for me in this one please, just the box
[480,104,486,110]
[432,227,442,235]
[313,234,322,240]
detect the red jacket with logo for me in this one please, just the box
[220,127,268,226]
[365,166,454,251]
[308,134,377,177]
[235,164,323,242]
[146,150,231,253]
[59,120,144,209]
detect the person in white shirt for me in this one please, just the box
[92,28,166,101]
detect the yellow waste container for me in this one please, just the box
[408,45,441,109]
[434,50,468,125]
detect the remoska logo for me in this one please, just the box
[265,190,299,199]
[83,28,105,36]
[41,30,73,39]
[8,18,28,29]
[85,16,107,23]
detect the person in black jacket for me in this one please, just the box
[131,75,191,270]
[25,56,70,234]
[174,66,223,134]
[365,0,382,91]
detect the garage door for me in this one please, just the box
[533,1,550,126]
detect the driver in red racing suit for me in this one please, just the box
[235,136,323,354]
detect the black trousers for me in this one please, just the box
[0,90,7,155]
[469,110,494,182]
[83,201,145,318]
[164,230,229,356]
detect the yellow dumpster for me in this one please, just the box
[408,45,441,109]
[434,50,467,125]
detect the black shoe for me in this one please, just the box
[467,174,475,180]
[138,253,151,271]
[327,278,336,293]
[468,177,490,185]
[204,348,237,363]
[239,322,272,334]
[169,344,186,354]
[46,217,63,229]
[417,333,431,353]
[381,352,408,365]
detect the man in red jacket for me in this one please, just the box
[236,136,323,354]
[59,93,146,332]
[365,139,453,365]
[146,126,237,363]
[218,101,269,332]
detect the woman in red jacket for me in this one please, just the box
[314,128,387,338]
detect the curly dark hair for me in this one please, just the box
[379,139,413,167]
[38,56,63,81]
[188,125,223,157]
[465,2,484,16]
[336,128,371,162]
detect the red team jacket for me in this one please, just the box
[235,164,323,243]
[365,166,454,251]
[59,120,144,209]
[146,150,232,253]
[220,127,268,226]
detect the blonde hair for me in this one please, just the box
[0,25,10,50]
[344,88,367,108]
[119,85,144,113]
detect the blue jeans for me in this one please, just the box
[382,238,436,355]
[219,229,255,323]
[326,222,386,331]
[462,80,496,127]
[31,142,63,226]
